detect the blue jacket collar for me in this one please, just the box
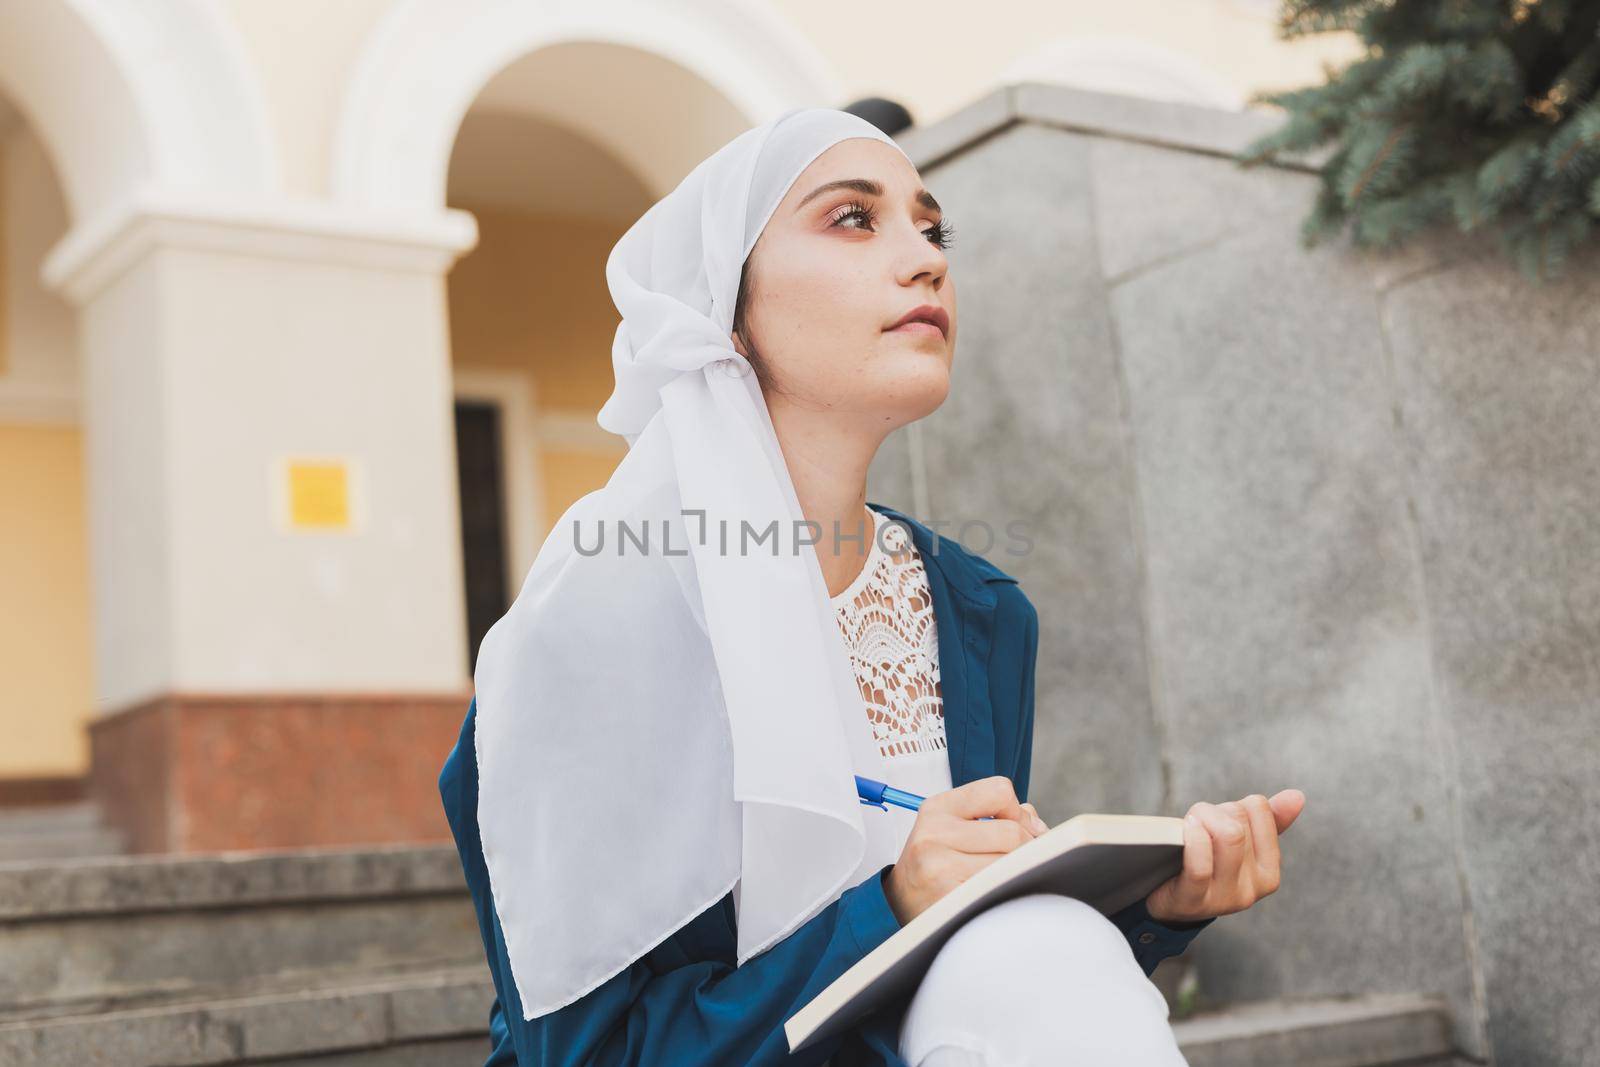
[870,500,992,608]
[865,500,1015,786]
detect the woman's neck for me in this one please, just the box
[766,404,886,599]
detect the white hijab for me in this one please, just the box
[473,107,916,1021]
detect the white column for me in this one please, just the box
[43,196,479,712]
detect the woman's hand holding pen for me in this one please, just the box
[882,775,1049,926]
[1143,790,1306,924]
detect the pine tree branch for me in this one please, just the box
[1244,0,1600,283]
[1347,122,1414,201]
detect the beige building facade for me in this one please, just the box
[0,0,1357,849]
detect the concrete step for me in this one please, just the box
[0,964,494,1066]
[0,844,482,1019]
[0,825,125,862]
[0,800,126,862]
[0,801,102,835]
[1172,991,1463,1067]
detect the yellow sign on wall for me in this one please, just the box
[285,460,351,530]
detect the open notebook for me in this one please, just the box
[784,813,1186,1053]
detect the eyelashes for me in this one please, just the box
[828,198,955,250]
[923,217,956,250]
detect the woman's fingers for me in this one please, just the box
[1155,792,1299,922]
[935,812,1037,855]
[1268,788,1307,833]
[1238,793,1282,893]
[1198,801,1250,891]
[1177,802,1219,914]
[891,779,1046,925]
[1147,804,1216,922]
[1181,806,1215,886]
[927,775,1032,826]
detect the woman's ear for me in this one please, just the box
[730,328,750,359]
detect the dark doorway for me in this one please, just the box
[454,400,510,674]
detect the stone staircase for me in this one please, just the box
[1173,992,1466,1066]
[0,844,493,1065]
[0,800,125,863]
[0,844,1468,1065]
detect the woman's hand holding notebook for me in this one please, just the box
[789,784,1305,1052]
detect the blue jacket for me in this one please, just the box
[438,501,1214,1066]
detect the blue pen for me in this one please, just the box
[855,775,995,820]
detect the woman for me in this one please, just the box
[440,107,1305,1066]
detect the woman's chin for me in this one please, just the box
[879,361,951,424]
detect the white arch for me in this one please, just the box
[0,0,277,224]
[1002,35,1247,113]
[332,0,843,210]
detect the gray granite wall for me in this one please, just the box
[868,83,1600,1066]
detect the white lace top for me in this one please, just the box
[831,507,953,874]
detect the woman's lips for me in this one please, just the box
[887,304,949,338]
[887,321,946,339]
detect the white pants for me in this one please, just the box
[896,894,1191,1067]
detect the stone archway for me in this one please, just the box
[331,0,841,210]
[0,0,275,226]
[337,1,839,680]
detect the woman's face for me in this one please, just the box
[732,137,956,432]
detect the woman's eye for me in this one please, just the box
[830,202,954,250]
[923,219,955,250]
[831,202,875,230]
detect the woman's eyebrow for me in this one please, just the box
[795,178,942,214]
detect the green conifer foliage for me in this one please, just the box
[1239,0,1600,282]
